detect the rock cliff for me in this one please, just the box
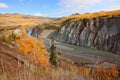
[58,16,120,54]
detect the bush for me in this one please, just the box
[0,32,20,42]
[0,35,6,42]
[43,23,59,30]
[8,32,18,41]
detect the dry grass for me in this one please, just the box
[0,51,82,80]
[0,36,81,80]
[0,49,120,80]
[63,10,120,22]
[0,14,53,29]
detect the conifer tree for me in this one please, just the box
[49,38,59,67]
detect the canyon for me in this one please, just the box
[31,12,120,55]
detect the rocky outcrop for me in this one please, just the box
[31,26,43,37]
[58,17,120,54]
[31,26,58,38]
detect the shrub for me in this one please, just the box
[0,35,6,42]
[43,23,59,30]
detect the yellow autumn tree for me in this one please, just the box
[16,28,49,67]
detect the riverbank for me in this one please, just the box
[43,38,120,68]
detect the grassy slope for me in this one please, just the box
[0,41,81,80]
[0,10,120,30]
[0,14,53,30]
[64,10,120,21]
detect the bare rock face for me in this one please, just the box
[58,17,120,54]
[31,26,43,37]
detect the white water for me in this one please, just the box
[28,28,34,38]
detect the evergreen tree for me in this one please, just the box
[49,38,59,67]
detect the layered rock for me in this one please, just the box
[58,17,120,54]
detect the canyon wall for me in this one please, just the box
[58,17,120,54]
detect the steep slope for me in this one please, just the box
[0,42,84,80]
[58,10,120,54]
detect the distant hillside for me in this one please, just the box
[1,10,120,30]
[0,13,54,30]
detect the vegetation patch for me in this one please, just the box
[43,23,59,30]
[62,10,120,23]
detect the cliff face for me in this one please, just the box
[31,26,43,37]
[58,17,120,54]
